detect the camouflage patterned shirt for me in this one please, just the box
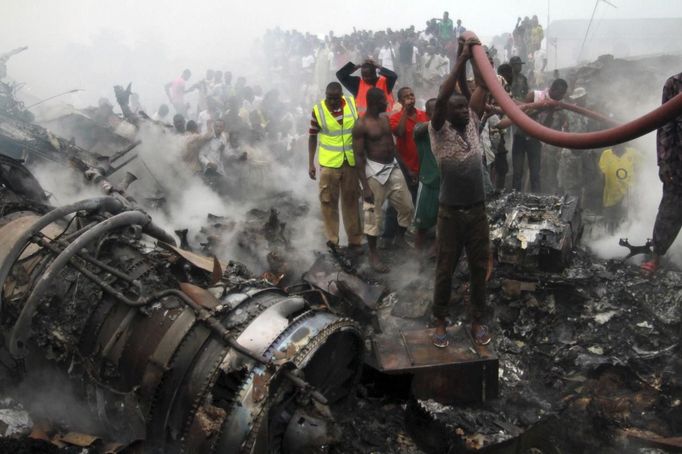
[656,72,682,188]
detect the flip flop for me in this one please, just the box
[641,259,658,275]
[432,332,449,348]
[471,323,492,346]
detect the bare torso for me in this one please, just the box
[360,114,395,164]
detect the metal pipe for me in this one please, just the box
[9,210,151,359]
[143,221,177,246]
[0,196,126,313]
[462,30,682,149]
[35,234,140,286]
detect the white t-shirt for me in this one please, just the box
[301,54,315,70]
[533,49,546,72]
[378,46,395,71]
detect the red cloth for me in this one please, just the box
[356,75,394,114]
[389,109,429,173]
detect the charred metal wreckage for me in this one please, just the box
[1,59,682,453]
[0,155,363,452]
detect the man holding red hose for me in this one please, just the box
[642,73,682,274]
[429,36,492,347]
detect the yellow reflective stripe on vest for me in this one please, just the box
[315,97,356,168]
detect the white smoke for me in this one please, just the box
[585,72,682,268]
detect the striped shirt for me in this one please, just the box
[309,99,346,135]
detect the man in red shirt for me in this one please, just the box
[390,87,429,195]
[378,87,428,249]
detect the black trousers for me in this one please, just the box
[493,151,509,191]
[653,184,682,256]
[432,203,490,321]
[512,134,542,193]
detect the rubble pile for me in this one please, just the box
[488,192,582,271]
[325,245,682,453]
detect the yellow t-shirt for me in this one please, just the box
[598,147,640,208]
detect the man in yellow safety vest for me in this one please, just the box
[308,82,363,252]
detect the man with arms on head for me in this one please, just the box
[429,37,492,348]
[336,59,397,115]
[642,72,682,274]
[308,82,363,253]
[353,88,414,272]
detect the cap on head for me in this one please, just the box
[510,56,524,65]
[569,87,587,100]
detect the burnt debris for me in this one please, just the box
[0,161,363,453]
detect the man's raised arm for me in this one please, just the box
[432,37,478,131]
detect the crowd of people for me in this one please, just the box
[84,11,678,350]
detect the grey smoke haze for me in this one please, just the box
[1,0,680,108]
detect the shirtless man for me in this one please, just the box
[353,87,414,272]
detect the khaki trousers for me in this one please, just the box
[319,164,363,246]
[363,167,414,237]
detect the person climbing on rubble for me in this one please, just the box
[429,36,492,348]
[164,69,195,117]
[353,87,414,273]
[151,103,170,123]
[642,72,682,274]
[196,118,242,194]
[172,113,186,134]
[308,82,363,254]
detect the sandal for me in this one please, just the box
[432,332,449,348]
[471,323,492,346]
[641,259,658,275]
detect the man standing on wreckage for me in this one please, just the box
[642,72,682,275]
[429,36,492,348]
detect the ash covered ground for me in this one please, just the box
[325,204,682,454]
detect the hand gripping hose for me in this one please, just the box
[462,31,682,149]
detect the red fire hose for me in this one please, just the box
[463,31,682,149]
